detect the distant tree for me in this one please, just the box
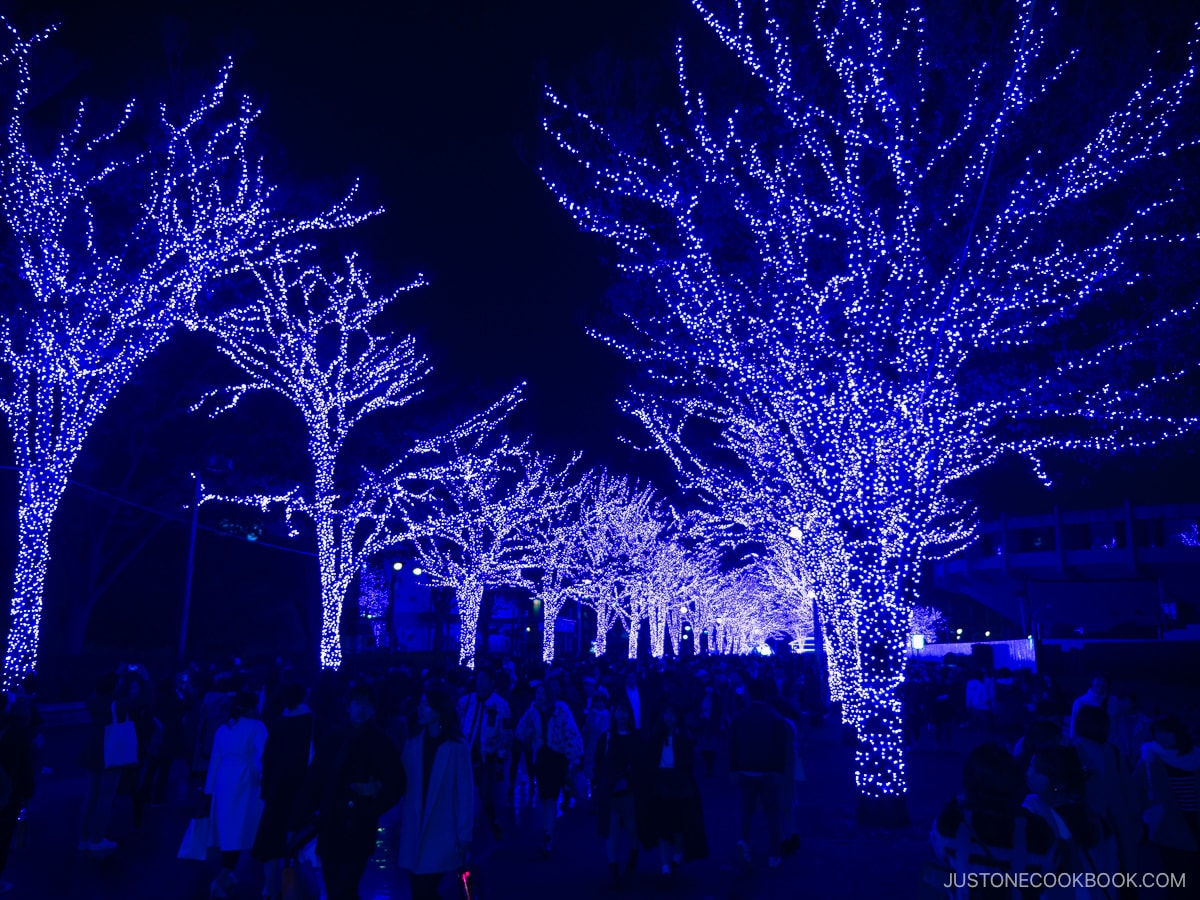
[404,437,557,668]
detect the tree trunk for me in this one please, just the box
[4,470,69,688]
[847,543,911,828]
[542,594,565,663]
[315,517,348,670]
[457,583,484,669]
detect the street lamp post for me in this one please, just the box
[179,472,201,661]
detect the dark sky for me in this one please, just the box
[13,0,684,473]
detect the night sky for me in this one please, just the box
[2,0,1198,676]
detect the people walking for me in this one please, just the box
[399,687,474,900]
[204,692,267,898]
[78,672,124,854]
[457,669,511,839]
[593,698,643,887]
[729,677,789,868]
[307,684,404,900]
[0,693,35,893]
[252,683,315,900]
[516,681,583,857]
[644,703,707,878]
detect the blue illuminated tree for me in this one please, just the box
[403,437,562,668]
[196,256,445,670]
[0,25,367,684]
[545,0,1198,822]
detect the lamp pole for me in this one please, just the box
[179,472,201,661]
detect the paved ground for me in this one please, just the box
[7,719,973,900]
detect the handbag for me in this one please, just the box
[177,817,212,861]
[104,703,139,769]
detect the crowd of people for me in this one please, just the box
[0,650,1194,899]
[930,672,1200,898]
[54,652,821,899]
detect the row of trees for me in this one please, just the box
[543,0,1198,822]
[0,19,813,684]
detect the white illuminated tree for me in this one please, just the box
[405,439,560,668]
[517,456,585,664]
[909,605,947,644]
[545,0,1198,821]
[196,256,446,670]
[569,473,670,658]
[0,24,367,683]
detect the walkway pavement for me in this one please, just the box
[6,719,971,899]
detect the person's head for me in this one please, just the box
[1027,744,1085,797]
[962,742,1024,813]
[748,676,771,704]
[475,670,494,700]
[537,684,558,716]
[612,699,634,732]
[418,687,462,740]
[661,704,679,732]
[97,672,119,696]
[1152,716,1194,754]
[1089,675,1110,698]
[625,671,638,692]
[348,686,376,726]
[280,682,307,713]
[1073,704,1110,744]
[231,692,258,721]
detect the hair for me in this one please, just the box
[1152,715,1194,754]
[1031,744,1086,794]
[1073,704,1110,744]
[611,697,635,728]
[1030,744,1099,846]
[423,686,464,741]
[230,692,259,721]
[279,682,307,712]
[348,683,376,707]
[748,676,772,703]
[962,742,1024,813]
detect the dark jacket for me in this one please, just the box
[252,711,315,861]
[730,702,789,775]
[593,728,650,843]
[305,719,404,859]
[641,728,707,860]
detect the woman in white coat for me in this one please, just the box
[398,687,474,900]
[204,692,267,898]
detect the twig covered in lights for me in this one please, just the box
[0,23,368,684]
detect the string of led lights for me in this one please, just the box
[544,0,1198,814]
